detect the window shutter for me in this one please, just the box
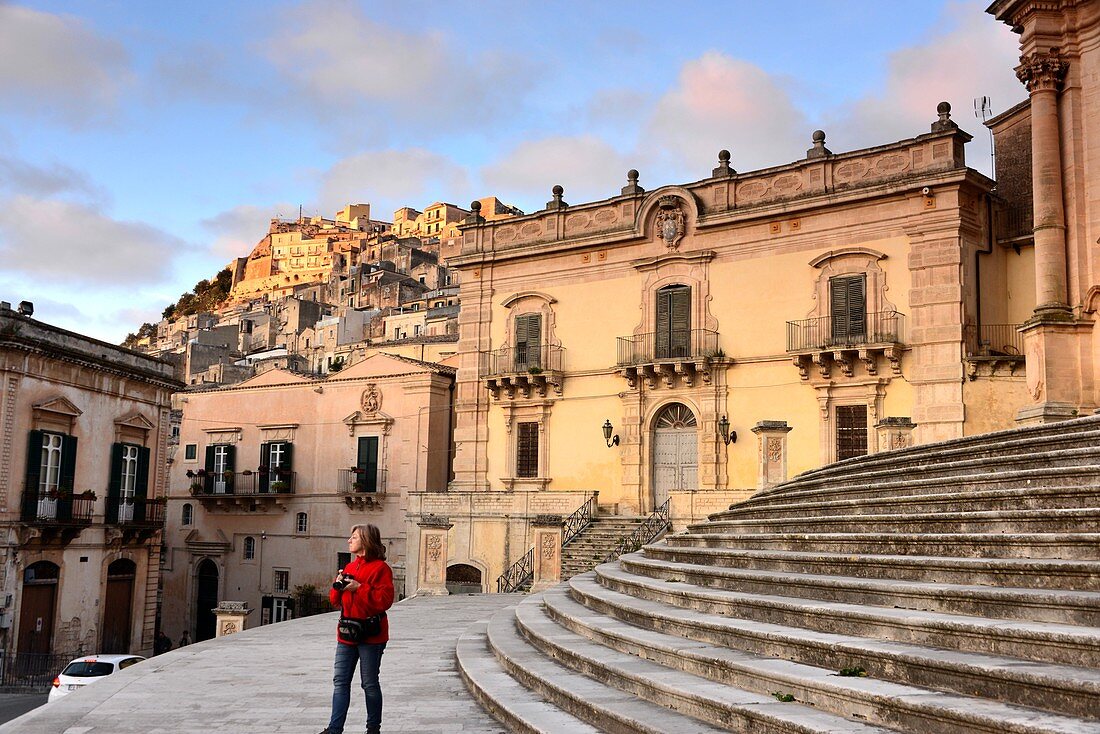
[204,445,216,473]
[261,595,273,626]
[656,290,671,358]
[358,436,379,492]
[258,442,270,493]
[60,434,77,490]
[848,276,867,339]
[285,597,295,619]
[670,287,691,357]
[24,430,43,495]
[106,443,124,524]
[281,442,293,469]
[830,275,866,344]
[514,314,542,370]
[225,445,236,472]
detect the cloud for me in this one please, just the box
[317,148,470,217]
[0,5,131,127]
[481,136,633,209]
[264,0,531,139]
[643,52,810,178]
[823,2,1024,174]
[0,155,109,205]
[0,196,188,286]
[201,203,295,260]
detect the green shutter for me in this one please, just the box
[281,442,293,470]
[107,443,124,524]
[24,430,43,494]
[60,434,77,490]
[204,445,215,473]
[224,445,235,471]
[135,446,150,522]
[259,442,270,493]
[514,314,542,370]
[357,436,379,493]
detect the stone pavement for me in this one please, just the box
[1,594,519,734]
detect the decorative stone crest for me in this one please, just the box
[361,384,382,414]
[1016,49,1068,92]
[425,535,442,561]
[655,196,686,250]
[541,533,556,559]
[766,437,783,463]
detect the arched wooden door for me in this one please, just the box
[18,562,59,655]
[651,403,698,509]
[195,559,219,642]
[102,559,136,653]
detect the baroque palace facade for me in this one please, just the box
[406,0,1100,593]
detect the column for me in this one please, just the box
[415,515,453,596]
[213,601,253,637]
[530,514,563,593]
[750,421,792,490]
[874,417,916,453]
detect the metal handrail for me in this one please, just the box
[786,311,905,352]
[964,323,1024,357]
[616,329,719,366]
[496,492,596,593]
[603,499,671,563]
[481,343,564,378]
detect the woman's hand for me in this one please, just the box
[343,578,362,593]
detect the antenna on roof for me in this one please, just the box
[299,204,303,222]
[974,96,995,179]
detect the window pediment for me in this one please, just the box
[501,291,556,308]
[809,247,887,268]
[343,410,394,436]
[114,412,155,432]
[33,396,82,419]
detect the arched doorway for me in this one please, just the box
[445,564,482,594]
[194,559,219,642]
[651,403,698,508]
[102,559,136,653]
[18,562,59,655]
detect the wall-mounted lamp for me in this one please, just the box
[718,415,737,446]
[602,419,620,448]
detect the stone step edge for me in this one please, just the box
[618,554,1100,620]
[508,595,899,734]
[456,619,603,734]
[485,604,735,734]
[594,561,1100,667]
[539,584,1096,734]
[565,573,1100,718]
[642,544,1100,587]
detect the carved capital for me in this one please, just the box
[1016,49,1067,93]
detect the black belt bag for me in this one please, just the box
[338,612,386,642]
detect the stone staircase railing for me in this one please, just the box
[496,492,597,593]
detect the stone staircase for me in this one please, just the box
[458,415,1100,733]
[561,516,651,578]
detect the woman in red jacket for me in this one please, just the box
[319,524,394,734]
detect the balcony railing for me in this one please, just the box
[338,468,382,494]
[786,311,905,352]
[481,343,564,377]
[964,323,1024,358]
[998,202,1033,241]
[189,471,296,497]
[20,489,94,526]
[616,329,719,366]
[105,496,166,527]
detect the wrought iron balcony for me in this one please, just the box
[20,489,94,526]
[964,322,1024,380]
[338,468,386,509]
[105,496,166,527]
[615,329,721,389]
[481,343,564,399]
[786,311,905,380]
[187,470,295,510]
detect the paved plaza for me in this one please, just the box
[1,594,518,734]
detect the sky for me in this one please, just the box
[0,1,1025,343]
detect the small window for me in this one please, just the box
[170,425,181,440]
[516,422,539,478]
[182,503,193,526]
[836,405,868,460]
[243,536,255,561]
[296,512,308,534]
[273,569,289,594]
[184,443,197,461]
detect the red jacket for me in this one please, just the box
[329,556,394,644]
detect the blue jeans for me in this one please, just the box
[328,641,385,733]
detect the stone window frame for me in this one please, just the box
[272,567,290,594]
[181,502,193,527]
[499,400,552,490]
[804,247,895,321]
[242,536,256,562]
[295,512,308,535]
[500,291,560,362]
[817,382,886,464]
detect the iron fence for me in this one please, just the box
[481,343,563,377]
[786,311,905,352]
[105,496,165,526]
[616,329,720,366]
[187,471,295,497]
[964,323,1024,357]
[338,467,386,494]
[0,651,72,691]
[20,490,94,525]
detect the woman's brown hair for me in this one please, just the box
[352,524,387,562]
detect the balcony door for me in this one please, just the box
[651,403,697,508]
[656,285,690,359]
[37,433,63,520]
[829,274,866,345]
[513,313,542,371]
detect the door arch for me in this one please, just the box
[445,563,483,594]
[194,559,219,642]
[18,562,59,655]
[651,403,698,509]
[102,559,136,653]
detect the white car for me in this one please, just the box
[48,654,145,702]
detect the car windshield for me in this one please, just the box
[61,661,114,677]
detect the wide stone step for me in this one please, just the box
[642,543,1100,591]
[729,467,1100,517]
[667,531,1100,560]
[565,573,1100,722]
[457,619,602,734]
[595,561,1100,667]
[510,596,898,734]
[691,507,1100,536]
[715,484,1100,522]
[483,603,736,733]
[617,554,1100,625]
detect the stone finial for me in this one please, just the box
[546,184,567,210]
[464,199,485,225]
[712,149,735,177]
[806,130,831,159]
[931,101,958,132]
[621,169,644,195]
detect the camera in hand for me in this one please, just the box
[332,572,350,591]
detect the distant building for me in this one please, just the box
[0,301,180,660]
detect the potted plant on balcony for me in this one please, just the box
[352,480,367,492]
[222,470,234,481]
[241,469,253,476]
[527,366,543,375]
[185,469,195,479]
[79,490,97,500]
[270,480,289,493]
[188,482,204,496]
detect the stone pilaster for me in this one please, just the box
[415,515,453,596]
[750,421,792,489]
[874,417,916,453]
[213,601,252,637]
[530,514,563,593]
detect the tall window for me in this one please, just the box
[836,405,868,460]
[513,314,542,370]
[243,536,255,561]
[273,569,289,594]
[516,422,539,478]
[182,503,193,526]
[296,512,308,534]
[829,275,867,345]
[655,285,691,359]
[39,433,64,492]
[356,437,379,492]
